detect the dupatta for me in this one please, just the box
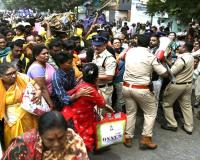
[0,73,27,120]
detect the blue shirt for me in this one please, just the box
[52,68,76,110]
[113,59,125,83]
[113,47,126,83]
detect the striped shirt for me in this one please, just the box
[52,68,76,110]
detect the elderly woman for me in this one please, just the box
[0,62,41,148]
[27,45,55,109]
[61,63,105,152]
[2,111,89,160]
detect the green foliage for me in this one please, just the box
[92,0,111,8]
[147,0,200,23]
[2,0,111,13]
[146,0,166,16]
[2,0,85,11]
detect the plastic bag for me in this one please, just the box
[21,83,50,116]
[94,112,126,150]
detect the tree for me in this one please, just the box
[2,0,86,12]
[146,0,200,24]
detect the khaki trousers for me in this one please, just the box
[99,85,113,106]
[162,83,193,132]
[122,86,157,138]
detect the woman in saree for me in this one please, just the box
[0,62,41,148]
[2,111,89,160]
[61,63,106,152]
[27,45,55,109]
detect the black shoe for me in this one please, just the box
[161,124,178,132]
[181,126,192,135]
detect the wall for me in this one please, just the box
[118,0,132,10]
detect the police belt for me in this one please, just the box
[123,82,149,89]
[171,81,192,85]
[98,83,113,88]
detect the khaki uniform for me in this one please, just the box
[123,47,167,138]
[162,52,194,132]
[92,49,117,106]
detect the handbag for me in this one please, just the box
[94,112,126,150]
[21,83,50,116]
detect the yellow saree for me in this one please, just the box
[0,73,37,148]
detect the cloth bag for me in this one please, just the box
[94,112,126,150]
[21,83,50,116]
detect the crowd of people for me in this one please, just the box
[0,13,200,159]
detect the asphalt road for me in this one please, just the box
[91,109,200,160]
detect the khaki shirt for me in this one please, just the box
[123,47,167,85]
[171,52,194,83]
[92,49,117,85]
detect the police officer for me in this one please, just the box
[123,34,168,149]
[123,35,168,149]
[92,35,117,106]
[161,41,194,135]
